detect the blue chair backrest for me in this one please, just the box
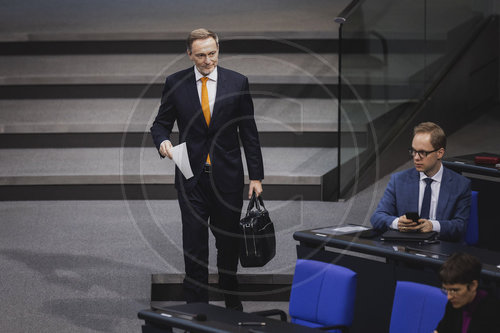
[465,190,479,245]
[389,281,447,333]
[289,259,357,332]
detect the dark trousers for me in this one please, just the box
[177,171,243,309]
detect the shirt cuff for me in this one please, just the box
[390,218,399,230]
[430,220,440,232]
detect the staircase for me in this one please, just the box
[0,35,365,202]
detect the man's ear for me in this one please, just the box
[437,148,445,160]
[469,280,479,291]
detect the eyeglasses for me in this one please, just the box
[408,148,440,159]
[441,285,468,296]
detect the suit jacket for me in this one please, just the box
[150,66,264,193]
[370,166,471,241]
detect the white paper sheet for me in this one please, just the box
[331,226,369,233]
[171,142,193,179]
[312,225,369,235]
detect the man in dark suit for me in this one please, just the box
[150,28,264,310]
[370,122,470,241]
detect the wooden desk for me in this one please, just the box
[139,303,325,333]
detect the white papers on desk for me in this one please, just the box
[312,225,369,235]
[171,142,193,179]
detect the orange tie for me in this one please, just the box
[201,77,211,164]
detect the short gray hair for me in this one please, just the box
[186,28,219,53]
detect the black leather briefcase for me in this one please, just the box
[239,193,276,267]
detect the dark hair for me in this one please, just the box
[186,28,219,53]
[413,122,447,150]
[439,252,481,285]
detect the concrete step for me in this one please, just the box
[0,147,363,201]
[0,51,440,101]
[1,0,475,45]
[0,82,422,101]
[0,54,335,85]
[0,98,410,133]
[1,36,447,56]
[0,54,336,86]
[0,98,411,148]
[0,98,338,133]
[0,53,441,86]
[0,0,463,46]
[0,0,350,41]
[0,147,337,185]
[2,38,340,55]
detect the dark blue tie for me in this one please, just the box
[420,178,434,219]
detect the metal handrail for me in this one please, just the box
[333,0,366,200]
[334,0,365,23]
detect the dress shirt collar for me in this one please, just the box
[420,163,443,183]
[194,66,218,82]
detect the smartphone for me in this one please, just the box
[405,212,421,223]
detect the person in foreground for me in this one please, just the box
[370,122,471,241]
[434,252,500,332]
[150,28,264,310]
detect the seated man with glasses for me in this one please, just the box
[370,122,471,241]
[435,252,500,332]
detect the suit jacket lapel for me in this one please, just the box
[409,169,420,212]
[436,167,451,218]
[181,70,206,129]
[210,67,227,131]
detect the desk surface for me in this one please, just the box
[139,303,325,333]
[443,152,500,178]
[293,228,500,281]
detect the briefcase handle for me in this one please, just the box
[246,191,267,213]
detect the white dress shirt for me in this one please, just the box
[194,66,217,116]
[390,164,444,232]
[418,164,443,232]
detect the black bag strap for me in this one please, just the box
[246,192,266,214]
[246,192,257,213]
[256,194,266,210]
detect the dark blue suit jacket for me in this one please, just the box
[370,166,471,241]
[150,66,264,193]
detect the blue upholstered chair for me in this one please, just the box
[254,259,357,333]
[465,190,479,245]
[389,281,447,333]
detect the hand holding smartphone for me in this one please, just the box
[405,212,421,224]
[399,212,422,232]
